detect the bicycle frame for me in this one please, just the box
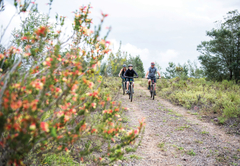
[147,77,159,100]
[125,76,138,102]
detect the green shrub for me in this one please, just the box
[140,77,240,123]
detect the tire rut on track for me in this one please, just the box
[117,83,240,166]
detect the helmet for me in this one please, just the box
[128,64,133,67]
[123,64,126,67]
[151,62,155,66]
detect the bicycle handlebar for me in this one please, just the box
[146,77,161,79]
[125,76,138,78]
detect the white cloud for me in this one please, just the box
[157,49,179,63]
[109,39,150,61]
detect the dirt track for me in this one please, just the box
[117,83,240,166]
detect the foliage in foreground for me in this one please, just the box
[140,77,240,123]
[0,1,144,165]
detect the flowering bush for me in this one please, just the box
[0,1,144,165]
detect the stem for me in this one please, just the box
[0,12,17,44]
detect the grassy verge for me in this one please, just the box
[140,77,240,125]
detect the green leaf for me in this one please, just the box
[51,127,57,138]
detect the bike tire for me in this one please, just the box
[153,84,155,100]
[129,85,131,99]
[130,85,133,102]
[150,85,153,98]
[122,82,125,95]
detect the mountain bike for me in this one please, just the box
[121,76,127,95]
[147,77,159,100]
[125,76,138,102]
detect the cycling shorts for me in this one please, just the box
[126,78,134,82]
[148,76,156,83]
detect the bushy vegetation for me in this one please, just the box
[0,1,144,165]
[140,77,240,124]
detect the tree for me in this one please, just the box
[105,43,127,77]
[197,10,240,82]
[127,55,145,78]
[164,62,176,79]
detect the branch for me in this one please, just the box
[0,58,22,111]
[0,12,17,44]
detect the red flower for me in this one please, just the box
[40,122,49,132]
[29,123,36,130]
[21,36,28,40]
[91,103,96,108]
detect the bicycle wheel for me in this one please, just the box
[153,90,155,100]
[130,85,133,102]
[129,84,131,99]
[150,85,153,98]
[122,82,125,95]
[153,84,155,100]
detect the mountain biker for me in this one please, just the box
[118,64,127,88]
[124,64,138,94]
[145,62,161,95]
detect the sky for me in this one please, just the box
[1,0,240,72]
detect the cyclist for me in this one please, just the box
[118,64,127,89]
[145,62,161,95]
[124,64,138,94]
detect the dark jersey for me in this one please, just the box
[124,69,138,77]
[121,68,127,76]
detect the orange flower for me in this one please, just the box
[0,54,4,60]
[29,123,36,130]
[72,96,77,101]
[31,99,39,111]
[91,128,97,133]
[102,110,107,114]
[111,138,115,143]
[40,122,49,132]
[80,123,87,131]
[134,129,139,135]
[91,103,96,108]
[88,82,94,89]
[21,36,28,40]
[65,147,70,152]
[100,101,105,107]
[86,92,92,96]
[10,100,22,110]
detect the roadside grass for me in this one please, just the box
[139,78,240,125]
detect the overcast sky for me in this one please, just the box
[1,0,240,72]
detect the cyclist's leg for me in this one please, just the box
[124,78,127,88]
[148,79,151,89]
[132,80,135,93]
[153,78,157,95]
[126,78,130,93]
[154,78,157,90]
